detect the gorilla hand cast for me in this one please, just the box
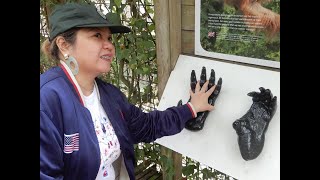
[178,66,222,131]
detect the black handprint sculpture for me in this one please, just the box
[178,66,222,131]
[233,87,277,161]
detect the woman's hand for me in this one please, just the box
[178,66,223,131]
[189,80,216,113]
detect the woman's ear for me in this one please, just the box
[55,36,70,56]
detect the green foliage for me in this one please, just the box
[202,168,215,179]
[182,164,197,177]
[114,0,121,8]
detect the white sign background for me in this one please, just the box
[156,55,280,180]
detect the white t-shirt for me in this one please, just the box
[83,86,121,180]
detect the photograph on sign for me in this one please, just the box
[195,0,280,68]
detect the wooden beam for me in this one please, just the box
[155,1,183,180]
[182,0,195,6]
[172,150,182,180]
[181,2,195,55]
[169,0,182,70]
[168,2,183,170]
[182,4,195,31]
[160,146,184,180]
[155,0,171,99]
[182,30,195,55]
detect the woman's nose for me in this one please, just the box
[103,40,114,49]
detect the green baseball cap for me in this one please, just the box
[48,3,131,41]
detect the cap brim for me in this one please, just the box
[76,23,131,34]
[108,25,131,34]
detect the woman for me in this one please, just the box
[40,3,216,180]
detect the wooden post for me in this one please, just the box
[155,0,171,99]
[155,0,182,98]
[168,2,183,178]
[169,0,181,70]
[155,0,183,179]
[181,0,195,55]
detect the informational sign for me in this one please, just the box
[195,0,280,68]
[156,55,280,180]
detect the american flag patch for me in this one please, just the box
[64,133,79,153]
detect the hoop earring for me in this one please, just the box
[64,54,79,75]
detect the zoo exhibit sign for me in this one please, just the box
[195,0,280,68]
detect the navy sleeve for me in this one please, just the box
[40,110,64,180]
[117,91,194,144]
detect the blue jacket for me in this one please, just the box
[40,66,195,180]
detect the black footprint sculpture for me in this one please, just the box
[233,87,277,161]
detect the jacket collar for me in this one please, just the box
[59,60,100,107]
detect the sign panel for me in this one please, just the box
[195,0,280,68]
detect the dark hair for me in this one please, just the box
[41,27,81,62]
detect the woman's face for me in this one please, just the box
[69,27,115,76]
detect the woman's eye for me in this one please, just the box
[94,33,102,38]
[108,37,112,41]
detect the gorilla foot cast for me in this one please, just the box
[233,87,277,160]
